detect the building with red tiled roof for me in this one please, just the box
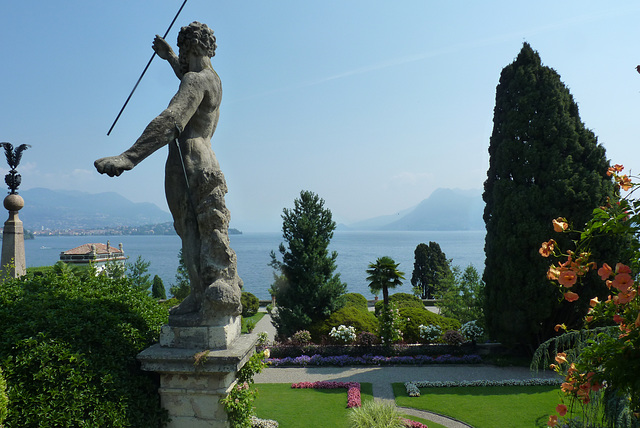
[60,240,126,272]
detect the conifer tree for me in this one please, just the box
[411,242,451,299]
[483,42,614,351]
[151,275,166,300]
[269,190,347,337]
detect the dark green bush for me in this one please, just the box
[0,366,6,427]
[0,268,169,427]
[374,292,424,316]
[241,292,259,318]
[310,306,379,340]
[343,293,369,311]
[399,307,461,343]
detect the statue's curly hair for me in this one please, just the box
[177,21,216,58]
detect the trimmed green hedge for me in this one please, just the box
[399,307,461,343]
[374,292,424,316]
[0,267,168,427]
[0,366,6,427]
[343,293,368,311]
[241,291,259,317]
[310,306,379,340]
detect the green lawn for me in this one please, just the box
[241,312,266,333]
[393,383,560,428]
[253,383,448,428]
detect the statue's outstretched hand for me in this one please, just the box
[94,156,134,177]
[153,35,175,60]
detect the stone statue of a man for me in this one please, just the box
[95,22,242,326]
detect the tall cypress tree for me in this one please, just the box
[483,43,614,352]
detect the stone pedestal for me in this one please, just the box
[1,194,26,278]
[160,316,241,350]
[138,325,258,428]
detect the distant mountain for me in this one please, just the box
[348,188,484,231]
[17,188,172,230]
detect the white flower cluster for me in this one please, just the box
[404,378,562,397]
[251,416,279,427]
[418,324,442,343]
[329,325,357,344]
[460,320,484,341]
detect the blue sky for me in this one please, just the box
[2,1,639,231]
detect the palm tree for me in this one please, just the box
[366,256,405,307]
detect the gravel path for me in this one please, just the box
[252,314,556,427]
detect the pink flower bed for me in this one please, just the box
[401,418,429,428]
[291,381,361,408]
[290,381,429,427]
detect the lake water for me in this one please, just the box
[25,230,485,300]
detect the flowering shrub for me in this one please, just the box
[404,378,561,397]
[357,331,379,346]
[538,164,640,427]
[418,324,442,343]
[329,325,357,344]
[291,381,361,408]
[442,330,465,346]
[291,330,312,345]
[460,320,484,342]
[379,303,404,345]
[221,349,270,427]
[268,353,481,367]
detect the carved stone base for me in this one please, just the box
[138,333,258,428]
[160,316,241,349]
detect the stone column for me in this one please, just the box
[1,193,26,278]
[138,321,258,428]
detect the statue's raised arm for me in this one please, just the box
[94,22,241,328]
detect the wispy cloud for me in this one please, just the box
[231,5,638,104]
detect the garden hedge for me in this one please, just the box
[310,306,379,340]
[0,264,168,427]
[399,307,461,343]
[343,293,369,312]
[374,293,424,316]
[241,291,259,317]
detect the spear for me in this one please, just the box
[107,0,189,136]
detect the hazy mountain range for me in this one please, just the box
[342,188,484,231]
[12,187,484,232]
[16,188,172,231]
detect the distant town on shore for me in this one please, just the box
[20,222,242,238]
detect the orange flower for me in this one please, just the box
[552,218,569,232]
[555,352,568,364]
[598,263,613,280]
[611,273,634,292]
[619,175,632,191]
[561,381,575,393]
[554,324,566,332]
[613,314,624,324]
[589,297,600,307]
[564,291,579,302]
[547,266,560,281]
[539,240,556,257]
[558,270,578,288]
[616,263,632,274]
[614,289,636,305]
[556,404,568,417]
[607,164,624,176]
[548,415,558,426]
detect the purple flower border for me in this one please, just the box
[271,353,481,367]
